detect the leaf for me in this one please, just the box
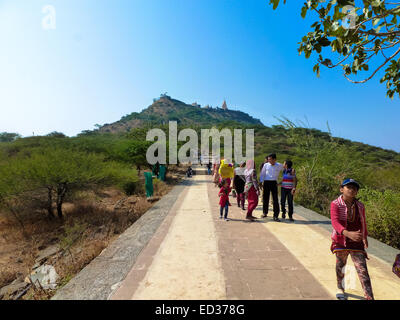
[301,6,308,18]
[313,64,321,77]
[270,0,280,10]
[373,18,380,26]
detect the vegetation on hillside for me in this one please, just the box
[0,135,142,225]
[253,118,400,249]
[1,108,399,299]
[99,96,263,133]
[2,119,399,249]
[0,131,186,298]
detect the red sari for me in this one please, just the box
[247,185,258,215]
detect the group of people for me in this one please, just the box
[213,154,296,222]
[210,155,375,300]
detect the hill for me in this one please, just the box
[99,95,263,133]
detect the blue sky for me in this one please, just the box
[0,0,399,151]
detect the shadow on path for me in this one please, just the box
[345,293,366,300]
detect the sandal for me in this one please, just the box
[336,289,347,300]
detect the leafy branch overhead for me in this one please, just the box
[269,0,400,98]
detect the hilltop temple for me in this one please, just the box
[154,93,229,111]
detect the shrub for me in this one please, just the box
[0,148,138,220]
[122,182,138,195]
[358,187,400,249]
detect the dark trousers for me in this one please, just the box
[220,203,229,219]
[263,180,279,217]
[281,187,294,218]
[236,193,245,208]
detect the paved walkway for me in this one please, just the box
[111,167,400,300]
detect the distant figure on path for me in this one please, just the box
[280,160,297,221]
[213,160,221,187]
[260,153,283,221]
[244,159,260,221]
[233,162,246,210]
[186,165,193,178]
[330,179,374,300]
[152,161,160,177]
[144,170,154,199]
[207,162,212,175]
[158,164,167,182]
[218,179,232,221]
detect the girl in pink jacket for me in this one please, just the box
[218,179,232,221]
[330,179,374,300]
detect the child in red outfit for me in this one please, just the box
[218,179,232,221]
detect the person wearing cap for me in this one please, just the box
[330,178,374,300]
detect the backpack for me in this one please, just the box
[393,254,400,279]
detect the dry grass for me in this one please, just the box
[0,166,185,299]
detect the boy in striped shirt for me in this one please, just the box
[280,160,297,222]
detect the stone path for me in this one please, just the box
[110,167,400,300]
[208,183,331,300]
[113,173,226,300]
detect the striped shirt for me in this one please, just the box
[281,168,296,189]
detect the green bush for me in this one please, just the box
[122,182,138,195]
[358,187,400,249]
[0,148,138,219]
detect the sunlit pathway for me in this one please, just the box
[259,206,400,300]
[111,169,226,299]
[111,166,400,300]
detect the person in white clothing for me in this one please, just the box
[259,153,283,221]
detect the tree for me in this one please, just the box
[0,132,21,142]
[0,148,138,220]
[0,160,31,231]
[125,140,153,173]
[46,131,67,138]
[270,0,400,98]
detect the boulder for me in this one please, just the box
[26,264,59,290]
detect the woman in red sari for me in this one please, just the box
[244,159,260,220]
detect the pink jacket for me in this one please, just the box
[330,195,368,247]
